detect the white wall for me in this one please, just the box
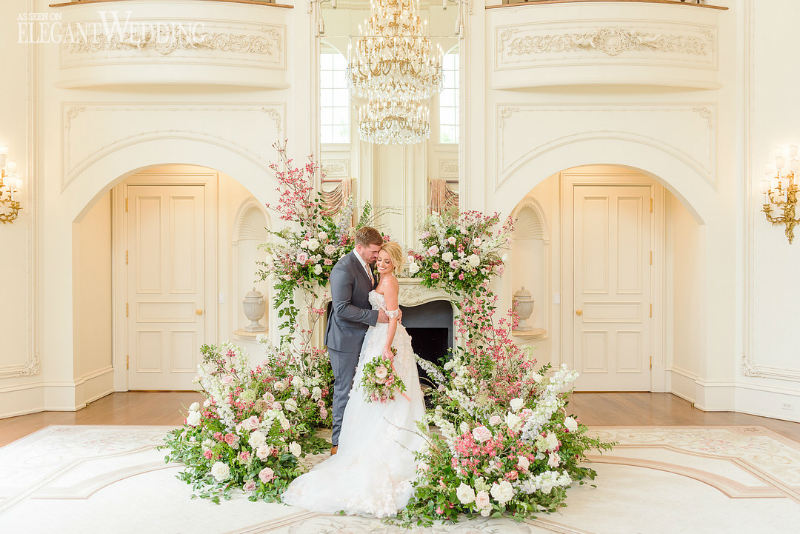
[72,190,113,408]
[738,0,800,420]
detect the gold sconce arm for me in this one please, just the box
[0,149,23,224]
[762,145,800,244]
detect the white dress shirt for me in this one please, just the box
[352,249,374,284]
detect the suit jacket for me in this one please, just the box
[325,251,379,353]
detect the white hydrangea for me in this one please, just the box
[248,430,266,449]
[490,480,515,504]
[211,462,231,482]
[456,483,476,505]
[186,411,201,427]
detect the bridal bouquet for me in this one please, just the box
[361,348,408,403]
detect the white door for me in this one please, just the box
[572,184,652,390]
[126,185,207,390]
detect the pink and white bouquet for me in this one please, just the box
[361,348,408,403]
[159,340,334,504]
[407,210,513,297]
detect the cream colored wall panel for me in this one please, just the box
[61,102,285,190]
[54,1,289,89]
[488,2,722,89]
[496,104,716,189]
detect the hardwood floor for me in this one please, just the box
[1,391,799,447]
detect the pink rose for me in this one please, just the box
[431,273,440,279]
[427,245,439,256]
[221,375,234,386]
[505,470,518,481]
[472,426,492,443]
[238,450,250,462]
[224,433,238,446]
[258,467,275,483]
[243,480,257,492]
[374,365,388,379]
[203,449,213,460]
[320,407,328,419]
[296,252,309,264]
[432,262,440,270]
[458,273,465,280]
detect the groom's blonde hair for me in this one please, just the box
[381,241,404,273]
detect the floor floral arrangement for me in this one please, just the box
[159,141,615,523]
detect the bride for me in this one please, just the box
[282,241,426,517]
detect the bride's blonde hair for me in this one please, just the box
[380,241,404,274]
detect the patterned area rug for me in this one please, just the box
[0,425,798,533]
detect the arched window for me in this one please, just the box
[320,50,350,144]
[439,50,459,144]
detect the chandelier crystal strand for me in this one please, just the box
[358,99,430,145]
[348,0,442,101]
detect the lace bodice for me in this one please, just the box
[369,290,399,319]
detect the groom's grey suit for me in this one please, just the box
[325,250,379,446]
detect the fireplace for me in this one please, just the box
[400,300,453,384]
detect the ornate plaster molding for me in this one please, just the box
[65,26,283,58]
[500,26,713,59]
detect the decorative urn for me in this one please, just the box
[512,286,535,331]
[242,287,266,332]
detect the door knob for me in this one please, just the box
[196,308,203,316]
[575,309,583,316]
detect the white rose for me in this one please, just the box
[300,240,309,249]
[473,237,482,247]
[564,416,579,432]
[307,239,320,251]
[311,386,322,401]
[505,412,522,432]
[408,262,420,275]
[488,415,502,426]
[472,425,492,443]
[291,376,303,388]
[284,398,298,412]
[256,445,272,460]
[459,421,470,434]
[248,431,266,449]
[442,251,453,262]
[262,391,275,403]
[318,231,328,241]
[447,236,457,245]
[186,411,201,427]
[274,381,286,392]
[443,360,455,370]
[313,264,322,275]
[279,415,290,430]
[203,398,211,408]
[324,244,336,256]
[518,455,530,471]
[468,254,480,268]
[289,441,302,457]
[490,480,514,504]
[211,461,231,482]
[548,452,561,468]
[475,490,491,511]
[510,398,524,412]
[456,483,476,505]
[189,402,200,412]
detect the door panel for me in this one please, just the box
[127,185,205,390]
[573,185,651,390]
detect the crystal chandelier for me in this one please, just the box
[348,0,442,144]
[358,99,430,145]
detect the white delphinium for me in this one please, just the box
[415,354,446,384]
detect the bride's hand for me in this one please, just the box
[383,347,394,361]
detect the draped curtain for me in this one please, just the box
[428,178,459,214]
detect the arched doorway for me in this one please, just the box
[66,136,279,398]
[506,164,705,394]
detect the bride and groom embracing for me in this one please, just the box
[282,227,427,517]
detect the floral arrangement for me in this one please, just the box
[256,139,377,342]
[361,348,408,403]
[407,210,514,297]
[158,340,334,504]
[394,289,615,525]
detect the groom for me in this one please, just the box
[325,226,398,455]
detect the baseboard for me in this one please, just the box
[735,382,800,422]
[0,366,115,419]
[667,368,697,404]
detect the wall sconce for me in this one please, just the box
[0,146,23,224]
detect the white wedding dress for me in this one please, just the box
[282,290,426,517]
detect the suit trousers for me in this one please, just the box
[328,347,360,446]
